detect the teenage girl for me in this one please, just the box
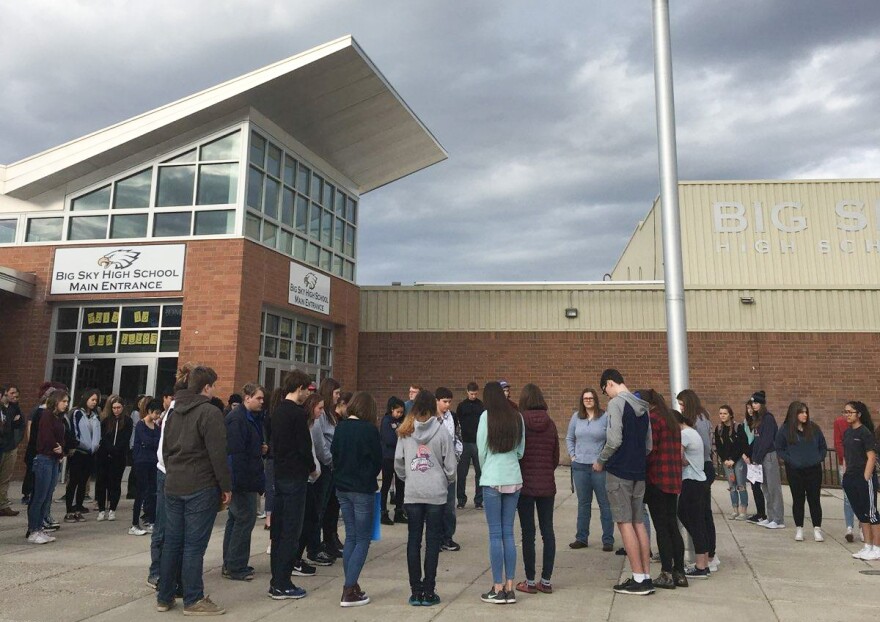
[715,404,749,520]
[841,401,880,560]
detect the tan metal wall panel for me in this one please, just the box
[612,180,880,288]
[361,285,880,333]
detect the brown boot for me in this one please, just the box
[340,585,370,607]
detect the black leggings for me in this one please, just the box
[95,452,125,511]
[517,495,556,581]
[65,452,93,512]
[645,483,684,573]
[678,479,709,555]
[380,458,404,513]
[787,463,823,528]
[752,480,766,518]
[703,462,717,557]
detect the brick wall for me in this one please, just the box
[357,331,880,448]
[0,238,359,480]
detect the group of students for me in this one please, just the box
[7,367,880,611]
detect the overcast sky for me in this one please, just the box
[2,1,879,284]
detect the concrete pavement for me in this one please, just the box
[0,470,876,621]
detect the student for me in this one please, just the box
[267,370,316,601]
[95,395,132,522]
[295,393,327,576]
[395,390,456,606]
[641,389,686,589]
[317,378,344,559]
[404,384,421,415]
[130,398,161,536]
[745,391,785,529]
[677,389,718,571]
[304,390,337,567]
[515,383,559,595]
[63,388,101,523]
[478,381,526,605]
[27,389,69,544]
[380,396,407,525]
[677,408,710,579]
[841,401,880,560]
[436,387,463,551]
[743,400,767,524]
[715,404,749,520]
[566,387,614,551]
[331,391,383,607]
[158,366,231,615]
[595,370,653,596]
[775,401,827,542]
[833,411,857,541]
[223,383,267,580]
[454,382,484,509]
[0,385,24,516]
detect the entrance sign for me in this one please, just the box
[51,244,185,294]
[289,261,330,315]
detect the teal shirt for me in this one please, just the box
[476,410,526,487]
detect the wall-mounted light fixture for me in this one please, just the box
[565,308,579,319]
[739,296,755,305]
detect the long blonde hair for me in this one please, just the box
[397,390,436,438]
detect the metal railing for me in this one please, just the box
[716,448,842,489]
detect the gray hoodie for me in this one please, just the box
[598,390,652,471]
[394,416,456,505]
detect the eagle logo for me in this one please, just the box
[303,272,318,290]
[97,249,141,269]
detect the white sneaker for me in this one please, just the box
[764,521,784,529]
[128,525,147,536]
[42,530,57,543]
[735,513,748,521]
[708,556,720,572]
[814,527,824,542]
[729,512,739,520]
[108,510,116,521]
[757,519,770,526]
[96,511,106,522]
[861,547,880,561]
[266,542,272,555]
[852,545,871,559]
[794,527,804,541]
[145,524,154,534]
[846,526,854,541]
[27,531,52,545]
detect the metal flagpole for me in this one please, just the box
[652,0,690,398]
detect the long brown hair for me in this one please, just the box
[639,389,680,442]
[676,389,704,427]
[519,383,547,412]
[302,393,325,429]
[319,378,341,425]
[577,388,602,420]
[484,381,522,454]
[100,394,128,434]
[398,390,436,439]
[785,401,816,443]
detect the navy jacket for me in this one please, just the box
[133,420,161,466]
[226,404,266,494]
[380,413,403,459]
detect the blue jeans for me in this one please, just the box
[443,482,456,541]
[337,490,374,587]
[158,486,220,606]
[571,462,614,546]
[149,470,166,580]
[724,459,749,509]
[28,455,58,532]
[483,486,520,585]
[270,478,307,590]
[405,502,444,594]
[223,491,257,577]
[840,465,855,528]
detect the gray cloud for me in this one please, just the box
[1,1,878,284]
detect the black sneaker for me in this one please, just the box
[63,513,78,523]
[421,592,441,606]
[745,514,762,524]
[615,547,626,556]
[292,561,317,577]
[323,543,343,558]
[685,566,710,580]
[613,577,655,595]
[505,589,517,604]
[441,539,461,552]
[480,587,507,604]
[380,512,394,526]
[456,500,466,509]
[268,585,307,600]
[307,551,335,566]
[474,502,483,510]
[409,592,422,606]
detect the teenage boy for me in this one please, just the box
[595,369,654,596]
[223,383,267,581]
[454,382,483,509]
[268,369,317,600]
[436,387,463,551]
[405,385,421,415]
[500,380,518,411]
[0,386,24,515]
[158,366,231,615]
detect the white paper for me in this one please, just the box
[747,463,763,484]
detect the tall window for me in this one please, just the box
[246,130,356,282]
[259,310,333,391]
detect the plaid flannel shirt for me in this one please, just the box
[646,408,682,494]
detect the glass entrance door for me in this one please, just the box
[114,359,157,408]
